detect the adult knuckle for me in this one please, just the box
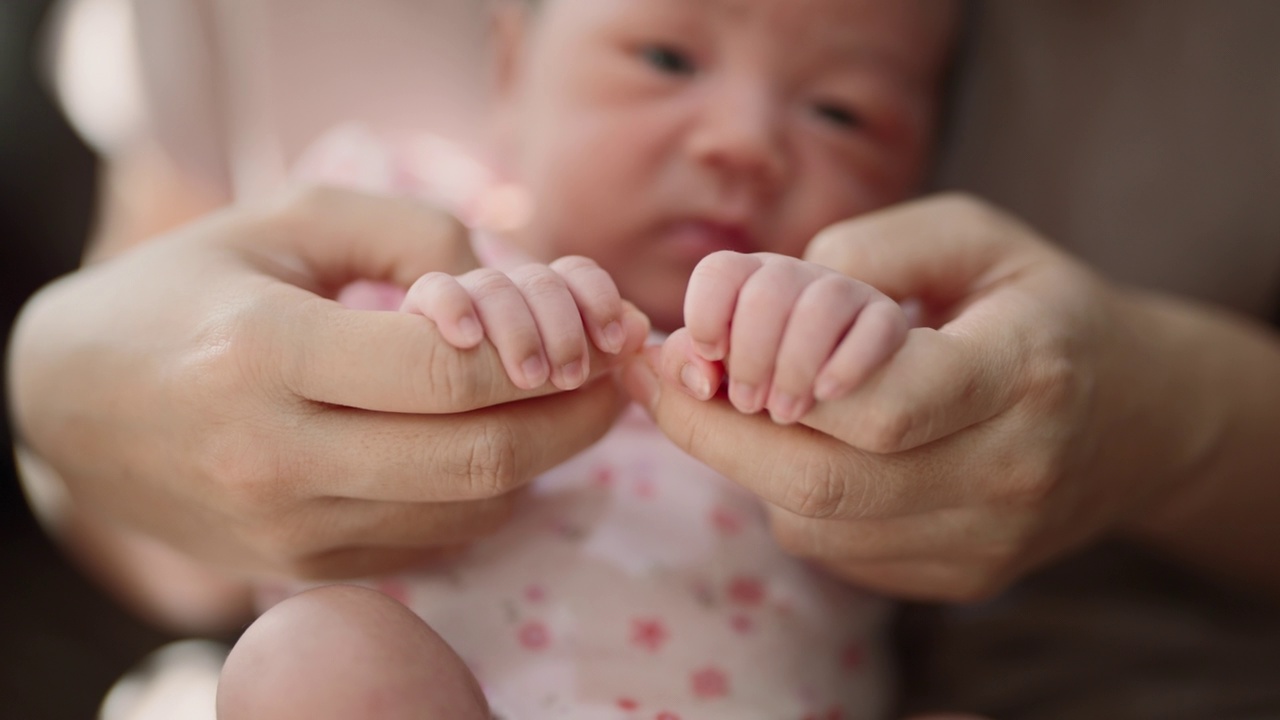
[779,457,848,519]
[457,422,520,499]
[1023,333,1083,417]
[998,453,1061,510]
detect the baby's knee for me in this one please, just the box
[218,584,488,720]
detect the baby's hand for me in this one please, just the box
[401,257,629,391]
[684,252,908,424]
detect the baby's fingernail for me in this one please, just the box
[521,355,548,388]
[679,363,712,400]
[602,321,626,354]
[558,358,586,389]
[729,381,763,414]
[813,376,842,402]
[693,340,724,362]
[768,392,800,424]
[457,316,482,346]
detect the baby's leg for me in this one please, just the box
[217,585,488,720]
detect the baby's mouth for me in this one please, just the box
[660,219,759,258]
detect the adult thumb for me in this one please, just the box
[244,186,479,294]
[804,193,1051,311]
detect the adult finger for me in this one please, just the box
[798,324,1023,453]
[795,194,1064,451]
[765,505,1030,565]
[623,344,970,519]
[277,546,467,582]
[294,377,635,502]
[250,497,516,570]
[266,284,650,413]
[803,193,1046,308]
[242,185,480,292]
[816,556,1017,603]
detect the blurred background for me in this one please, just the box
[1,2,175,718]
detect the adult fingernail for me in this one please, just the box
[602,321,625,354]
[679,363,712,400]
[521,355,548,388]
[619,348,661,410]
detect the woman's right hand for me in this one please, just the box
[8,187,649,581]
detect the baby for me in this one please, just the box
[221,0,956,718]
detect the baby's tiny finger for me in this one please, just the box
[684,252,762,361]
[727,258,819,415]
[459,268,549,390]
[767,275,867,424]
[400,272,484,349]
[510,264,590,390]
[550,256,626,355]
[815,297,908,401]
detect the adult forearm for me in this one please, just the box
[1123,290,1280,600]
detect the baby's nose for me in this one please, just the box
[686,84,787,193]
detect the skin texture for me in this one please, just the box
[622,194,1280,603]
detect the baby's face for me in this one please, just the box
[498,0,954,331]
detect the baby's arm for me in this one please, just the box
[401,256,629,390]
[684,251,908,424]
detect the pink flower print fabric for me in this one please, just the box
[270,126,893,719]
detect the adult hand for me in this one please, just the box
[9,186,649,581]
[622,194,1214,602]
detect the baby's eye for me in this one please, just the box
[640,44,696,76]
[813,101,864,131]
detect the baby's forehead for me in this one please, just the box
[608,0,955,76]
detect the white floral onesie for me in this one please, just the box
[268,126,894,720]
